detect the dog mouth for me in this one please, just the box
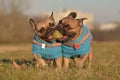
[40,28,55,42]
[57,23,76,42]
[38,27,63,42]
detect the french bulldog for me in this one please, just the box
[57,12,93,69]
[29,12,62,71]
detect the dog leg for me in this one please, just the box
[88,47,93,69]
[78,54,88,68]
[33,54,47,67]
[12,61,22,69]
[55,57,62,72]
[63,57,70,71]
[49,60,54,67]
[71,57,78,66]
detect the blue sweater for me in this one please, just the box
[62,25,93,58]
[32,34,62,60]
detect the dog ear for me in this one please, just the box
[29,18,36,30]
[67,12,77,19]
[49,12,54,20]
[78,18,87,26]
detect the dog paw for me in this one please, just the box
[12,61,22,70]
[75,63,83,68]
[35,61,48,68]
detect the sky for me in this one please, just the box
[26,0,120,24]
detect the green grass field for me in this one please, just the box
[0,42,120,80]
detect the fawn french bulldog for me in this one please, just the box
[57,12,93,70]
[29,12,63,71]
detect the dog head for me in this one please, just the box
[57,12,87,41]
[29,12,57,42]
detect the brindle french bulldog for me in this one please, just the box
[29,12,62,71]
[57,12,93,69]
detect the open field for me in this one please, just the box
[0,42,120,80]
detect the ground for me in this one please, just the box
[0,42,120,80]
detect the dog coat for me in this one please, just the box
[32,34,62,60]
[62,25,93,58]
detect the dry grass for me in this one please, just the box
[0,42,120,80]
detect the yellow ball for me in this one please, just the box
[52,30,63,39]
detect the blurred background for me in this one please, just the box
[0,0,120,44]
[0,1,120,79]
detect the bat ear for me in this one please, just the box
[78,18,87,26]
[49,12,54,20]
[29,18,36,30]
[67,12,77,19]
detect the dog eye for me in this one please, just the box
[64,20,69,24]
[49,23,55,27]
[39,27,45,33]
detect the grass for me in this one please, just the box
[0,42,120,80]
